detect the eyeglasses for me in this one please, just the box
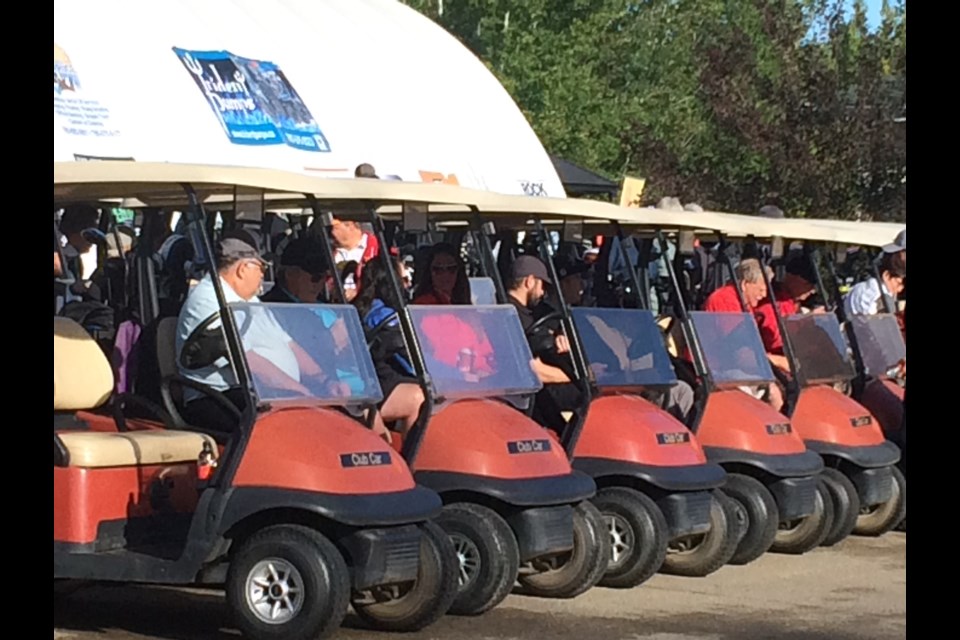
[431,264,459,274]
[244,259,268,274]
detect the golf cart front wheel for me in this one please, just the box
[854,465,906,537]
[660,489,739,577]
[226,524,350,640]
[770,476,834,554]
[516,500,610,598]
[435,502,519,616]
[722,473,779,566]
[819,467,861,547]
[589,487,668,589]
[351,520,459,632]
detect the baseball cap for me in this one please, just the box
[216,237,270,266]
[279,237,330,276]
[511,255,552,285]
[882,229,906,254]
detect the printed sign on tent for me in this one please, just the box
[173,47,331,153]
[54,44,124,140]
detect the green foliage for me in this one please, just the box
[401,0,905,221]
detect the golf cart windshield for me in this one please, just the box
[409,305,542,401]
[847,314,906,377]
[228,302,383,407]
[782,314,856,385]
[689,311,776,387]
[571,308,677,389]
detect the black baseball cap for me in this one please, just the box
[511,255,553,285]
[279,237,330,276]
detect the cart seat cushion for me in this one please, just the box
[57,430,217,468]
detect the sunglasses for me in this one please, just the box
[431,264,459,274]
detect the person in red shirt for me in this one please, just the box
[701,258,785,411]
[411,244,495,381]
[753,255,822,374]
[703,258,769,312]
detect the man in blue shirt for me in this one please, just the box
[176,237,346,433]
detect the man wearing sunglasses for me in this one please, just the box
[261,236,329,303]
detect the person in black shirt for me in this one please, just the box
[505,255,583,434]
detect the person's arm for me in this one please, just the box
[246,350,312,395]
[288,341,352,396]
[767,353,791,372]
[531,357,572,383]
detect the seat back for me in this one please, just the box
[54,316,114,411]
[156,317,181,405]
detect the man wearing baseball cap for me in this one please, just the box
[176,235,346,432]
[882,229,906,261]
[505,255,582,433]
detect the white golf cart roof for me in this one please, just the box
[54,0,564,197]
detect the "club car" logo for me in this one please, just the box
[766,423,792,435]
[850,416,873,427]
[507,439,552,454]
[656,432,691,445]
[340,452,392,468]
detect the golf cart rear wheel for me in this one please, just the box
[853,465,906,537]
[770,476,834,554]
[588,487,667,589]
[516,500,610,597]
[351,521,459,632]
[435,502,519,616]
[820,467,861,547]
[226,524,349,640]
[660,489,739,578]
[722,473,779,566]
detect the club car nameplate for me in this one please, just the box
[850,416,873,427]
[507,439,552,454]
[766,423,793,435]
[341,452,392,468]
[657,432,692,445]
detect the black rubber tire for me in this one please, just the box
[721,473,779,566]
[226,524,350,640]
[854,465,906,537]
[435,502,519,616]
[770,476,834,554]
[660,490,739,577]
[820,467,860,547]
[516,500,610,597]
[351,520,459,631]
[583,487,668,589]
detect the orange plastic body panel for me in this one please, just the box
[573,394,708,466]
[411,399,573,478]
[696,390,807,454]
[53,463,200,544]
[791,386,886,446]
[233,407,415,494]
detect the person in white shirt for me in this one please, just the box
[176,236,348,433]
[843,238,906,317]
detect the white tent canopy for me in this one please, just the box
[53,0,565,198]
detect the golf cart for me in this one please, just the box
[54,162,461,640]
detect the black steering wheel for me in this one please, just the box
[526,310,564,338]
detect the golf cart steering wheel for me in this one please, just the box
[525,310,564,338]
